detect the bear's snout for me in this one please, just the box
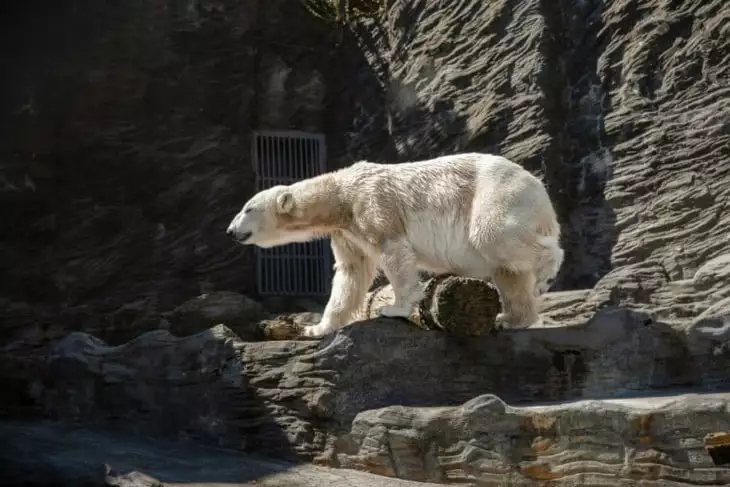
[227,227,252,243]
[225,216,253,243]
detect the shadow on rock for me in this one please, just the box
[540,0,618,291]
[36,324,305,462]
[0,420,430,487]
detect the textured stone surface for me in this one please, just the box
[2,0,730,484]
[1,0,728,335]
[23,307,730,462]
[335,393,730,484]
[2,0,727,345]
[348,0,730,295]
[163,291,265,339]
[0,0,347,346]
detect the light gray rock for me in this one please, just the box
[30,306,729,465]
[335,393,730,485]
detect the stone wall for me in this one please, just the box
[2,0,728,349]
[346,0,729,295]
[0,0,365,345]
[2,0,729,377]
[2,0,730,484]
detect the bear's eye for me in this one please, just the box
[244,207,252,214]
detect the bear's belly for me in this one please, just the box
[406,217,494,279]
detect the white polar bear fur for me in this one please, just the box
[227,152,564,338]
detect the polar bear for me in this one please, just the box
[226,152,564,338]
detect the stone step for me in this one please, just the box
[334,392,730,484]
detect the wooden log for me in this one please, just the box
[363,275,501,336]
[262,276,502,339]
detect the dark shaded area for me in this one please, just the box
[540,0,618,290]
[0,0,378,346]
[43,327,304,461]
[1,0,263,327]
[0,420,416,487]
[706,434,730,466]
[0,0,626,346]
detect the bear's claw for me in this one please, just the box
[377,305,411,319]
[301,322,333,338]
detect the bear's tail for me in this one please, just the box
[535,235,564,294]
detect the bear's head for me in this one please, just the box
[226,183,334,248]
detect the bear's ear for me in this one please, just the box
[276,191,295,215]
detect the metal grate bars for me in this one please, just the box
[252,131,332,297]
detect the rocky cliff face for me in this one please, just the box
[2,0,730,485]
[2,0,728,334]
[0,0,350,345]
[349,0,730,294]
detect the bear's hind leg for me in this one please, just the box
[534,235,564,296]
[491,267,541,330]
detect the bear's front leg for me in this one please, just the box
[303,274,354,338]
[377,239,423,320]
[302,234,375,338]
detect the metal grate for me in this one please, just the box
[252,130,332,297]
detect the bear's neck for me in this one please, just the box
[295,174,353,232]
